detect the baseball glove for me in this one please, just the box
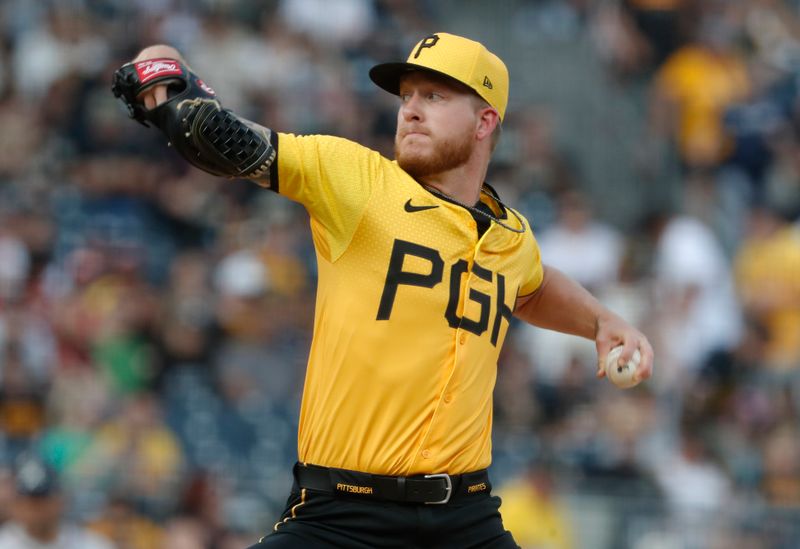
[111,58,275,179]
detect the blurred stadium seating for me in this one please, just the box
[1,0,800,547]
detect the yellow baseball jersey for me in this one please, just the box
[271,133,543,475]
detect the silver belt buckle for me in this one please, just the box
[423,473,452,504]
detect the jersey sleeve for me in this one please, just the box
[517,217,544,298]
[273,133,382,261]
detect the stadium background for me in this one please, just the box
[1,0,800,547]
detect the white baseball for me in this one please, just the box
[605,346,641,389]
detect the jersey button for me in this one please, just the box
[422,449,431,459]
[444,394,452,403]
[459,333,467,345]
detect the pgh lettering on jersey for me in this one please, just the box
[270,133,543,476]
[377,238,515,346]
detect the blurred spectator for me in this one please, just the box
[0,98,45,179]
[623,0,688,69]
[69,392,185,517]
[733,205,800,370]
[504,107,577,232]
[0,336,48,462]
[170,470,265,547]
[652,423,732,531]
[12,6,109,100]
[650,10,751,171]
[277,0,376,47]
[494,338,539,430]
[39,368,109,475]
[0,466,13,527]
[0,300,57,387]
[680,316,771,492]
[213,248,272,343]
[537,189,624,292]
[649,211,742,386]
[516,188,624,388]
[0,231,30,301]
[742,0,800,73]
[75,265,159,395]
[591,1,658,79]
[496,460,575,549]
[760,422,800,506]
[761,127,800,221]
[159,516,209,549]
[87,496,164,549]
[184,10,280,112]
[175,471,225,539]
[155,250,216,380]
[0,456,114,549]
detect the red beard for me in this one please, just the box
[395,131,474,178]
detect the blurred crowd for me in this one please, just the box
[0,0,799,548]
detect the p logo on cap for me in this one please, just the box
[369,33,509,121]
[413,35,440,58]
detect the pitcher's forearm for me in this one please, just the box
[514,265,609,340]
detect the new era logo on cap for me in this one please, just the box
[369,32,510,121]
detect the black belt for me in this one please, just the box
[293,462,492,505]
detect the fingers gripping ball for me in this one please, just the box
[605,346,642,389]
[111,58,276,179]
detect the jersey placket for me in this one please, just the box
[416,228,492,469]
[448,228,495,398]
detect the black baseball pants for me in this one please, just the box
[247,486,520,549]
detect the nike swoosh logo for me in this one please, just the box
[404,199,439,213]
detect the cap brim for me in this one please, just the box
[369,62,466,96]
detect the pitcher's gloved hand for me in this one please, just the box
[112,58,275,179]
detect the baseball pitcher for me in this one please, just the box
[112,32,653,549]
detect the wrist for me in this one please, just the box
[593,308,620,340]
